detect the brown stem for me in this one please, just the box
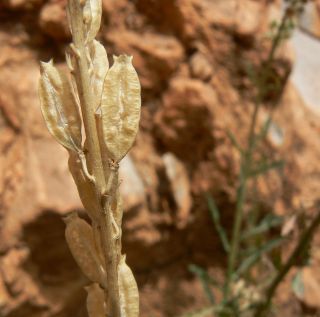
[67,1,121,316]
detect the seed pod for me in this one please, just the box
[89,40,109,108]
[68,152,100,222]
[85,283,109,317]
[101,55,141,162]
[83,0,92,26]
[39,60,82,151]
[118,255,139,317]
[83,0,102,43]
[64,212,107,287]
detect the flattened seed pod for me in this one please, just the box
[101,55,141,162]
[64,212,106,287]
[85,283,109,317]
[84,0,102,43]
[83,0,92,26]
[39,60,82,151]
[68,152,100,222]
[118,255,139,317]
[89,40,109,107]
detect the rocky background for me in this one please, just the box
[1,0,320,316]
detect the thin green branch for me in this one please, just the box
[223,4,294,303]
[254,208,320,317]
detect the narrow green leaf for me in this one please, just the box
[292,270,304,299]
[189,264,215,304]
[189,264,221,289]
[207,195,230,254]
[257,116,272,142]
[249,160,285,178]
[235,237,285,278]
[241,214,283,241]
[227,129,243,153]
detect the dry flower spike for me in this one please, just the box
[38,0,141,316]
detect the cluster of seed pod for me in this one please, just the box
[38,0,141,316]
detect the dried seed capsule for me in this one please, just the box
[89,40,109,108]
[68,152,100,222]
[64,212,107,287]
[39,60,82,151]
[118,255,139,317]
[83,0,92,25]
[101,55,141,162]
[84,0,102,43]
[85,283,109,317]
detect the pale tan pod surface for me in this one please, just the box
[85,283,109,317]
[83,0,92,26]
[85,0,102,43]
[89,40,109,108]
[68,152,101,222]
[39,60,82,151]
[118,255,139,317]
[64,212,107,286]
[101,55,141,162]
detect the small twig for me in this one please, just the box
[67,1,121,315]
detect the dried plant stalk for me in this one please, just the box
[38,0,141,316]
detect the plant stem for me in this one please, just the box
[224,4,292,300]
[224,159,247,297]
[68,1,121,316]
[254,208,320,317]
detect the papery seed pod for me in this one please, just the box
[68,152,100,222]
[89,40,109,108]
[101,55,141,162]
[118,255,139,317]
[39,60,82,151]
[85,283,109,317]
[83,0,92,25]
[84,0,102,43]
[64,212,107,287]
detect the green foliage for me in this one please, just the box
[187,1,320,317]
[207,195,230,254]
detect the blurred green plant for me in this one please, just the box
[184,1,320,316]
